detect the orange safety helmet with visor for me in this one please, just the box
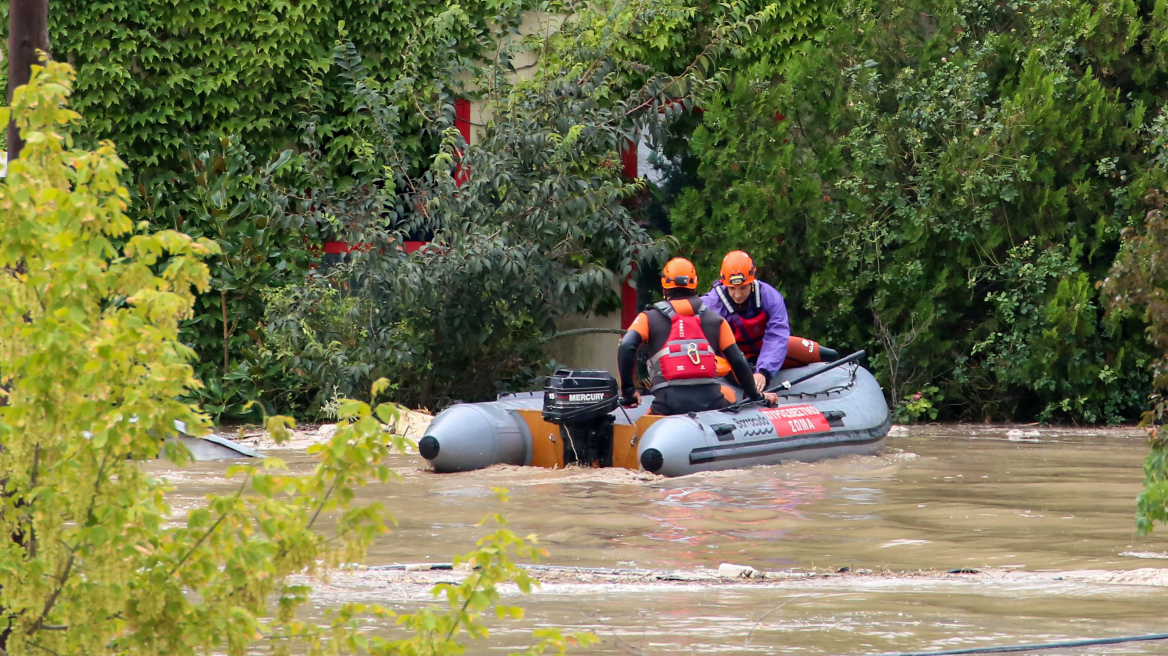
[714,251,757,377]
[719,250,757,287]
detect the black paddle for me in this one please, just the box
[766,349,866,392]
[721,349,866,413]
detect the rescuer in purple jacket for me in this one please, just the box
[701,250,790,392]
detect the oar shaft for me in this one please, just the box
[768,349,866,392]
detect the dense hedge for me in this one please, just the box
[665,0,1166,423]
[1,0,514,169]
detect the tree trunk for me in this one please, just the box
[221,290,231,373]
[7,0,50,160]
[2,7,50,650]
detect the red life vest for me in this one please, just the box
[647,301,718,391]
[715,283,768,360]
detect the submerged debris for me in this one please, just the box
[321,563,1168,598]
[718,563,760,578]
[221,409,434,452]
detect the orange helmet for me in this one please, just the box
[661,257,698,290]
[719,250,756,287]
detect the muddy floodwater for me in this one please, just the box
[147,425,1168,654]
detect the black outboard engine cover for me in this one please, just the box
[542,369,619,422]
[542,369,618,467]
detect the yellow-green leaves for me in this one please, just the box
[384,508,594,656]
[0,59,220,653]
[0,61,576,656]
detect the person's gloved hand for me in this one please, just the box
[621,390,641,408]
[748,391,779,406]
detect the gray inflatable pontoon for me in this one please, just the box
[419,357,890,477]
[164,420,262,460]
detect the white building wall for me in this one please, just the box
[543,312,623,377]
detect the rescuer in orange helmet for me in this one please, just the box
[701,250,791,392]
[616,257,778,415]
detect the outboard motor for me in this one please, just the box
[542,369,619,467]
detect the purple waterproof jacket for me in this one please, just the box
[701,280,790,382]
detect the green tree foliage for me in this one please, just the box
[1108,197,1168,532]
[0,0,523,169]
[0,59,590,656]
[134,138,313,420]
[1104,117,1168,532]
[261,37,669,411]
[667,0,1162,422]
[259,0,788,413]
[23,0,1162,424]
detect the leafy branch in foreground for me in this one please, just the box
[0,60,587,656]
[354,489,597,656]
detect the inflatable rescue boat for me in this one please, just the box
[419,338,890,477]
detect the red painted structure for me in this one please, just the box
[321,241,427,255]
[620,139,639,329]
[323,100,475,257]
[454,97,471,186]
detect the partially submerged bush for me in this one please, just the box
[135,137,314,421]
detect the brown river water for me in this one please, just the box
[146,425,1168,655]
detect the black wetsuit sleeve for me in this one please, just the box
[724,344,763,401]
[617,330,643,395]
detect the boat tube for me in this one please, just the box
[165,420,262,460]
[169,433,262,460]
[420,340,890,477]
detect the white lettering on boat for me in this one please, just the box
[760,405,830,437]
[787,417,818,433]
[766,405,821,419]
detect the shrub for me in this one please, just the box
[0,57,590,656]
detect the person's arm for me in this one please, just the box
[754,282,790,384]
[715,320,763,401]
[724,344,763,401]
[617,329,643,399]
[617,312,650,405]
